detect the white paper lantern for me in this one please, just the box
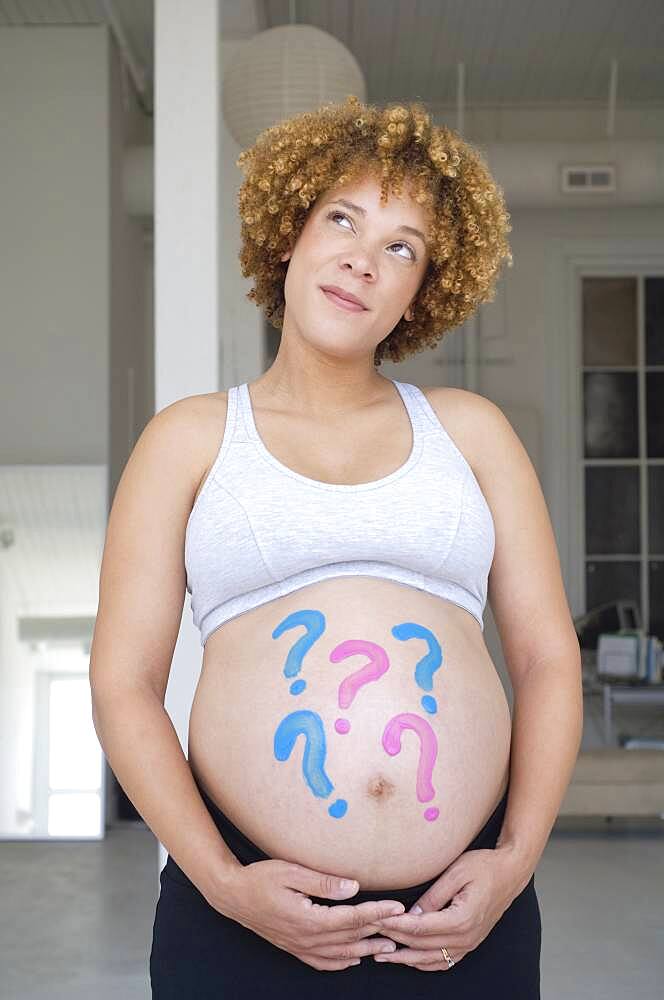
[222,24,367,150]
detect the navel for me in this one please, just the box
[366,774,396,800]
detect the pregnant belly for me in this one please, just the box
[187,576,512,890]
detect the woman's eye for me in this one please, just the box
[328,210,352,229]
[326,211,416,261]
[390,240,416,261]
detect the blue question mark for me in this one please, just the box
[391,622,443,713]
[273,709,348,818]
[272,609,326,695]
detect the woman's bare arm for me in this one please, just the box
[89,395,243,905]
[89,397,409,967]
[467,390,584,890]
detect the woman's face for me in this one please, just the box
[279,172,431,363]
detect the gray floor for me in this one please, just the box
[1,816,663,999]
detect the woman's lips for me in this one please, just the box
[321,287,367,312]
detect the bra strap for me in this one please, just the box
[394,380,440,433]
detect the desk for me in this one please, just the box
[602,683,664,746]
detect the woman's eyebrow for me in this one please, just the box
[328,198,426,246]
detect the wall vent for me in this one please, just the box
[561,163,616,194]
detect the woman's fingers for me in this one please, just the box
[314,936,398,961]
[373,943,469,968]
[312,897,406,929]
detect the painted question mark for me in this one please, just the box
[391,622,443,714]
[329,639,390,734]
[382,712,440,822]
[273,709,348,818]
[272,609,326,695]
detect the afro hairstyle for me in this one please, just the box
[235,94,513,367]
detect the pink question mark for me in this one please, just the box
[382,712,440,822]
[330,639,390,734]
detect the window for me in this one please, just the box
[582,276,664,639]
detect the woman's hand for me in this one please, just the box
[211,858,406,971]
[370,846,529,972]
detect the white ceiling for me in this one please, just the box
[1,0,662,112]
[260,0,664,109]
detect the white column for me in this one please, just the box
[153,0,222,877]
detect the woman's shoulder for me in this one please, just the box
[416,384,508,472]
[154,390,229,438]
[419,384,504,423]
[147,392,231,502]
[161,389,229,417]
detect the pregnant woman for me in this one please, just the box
[90,96,583,998]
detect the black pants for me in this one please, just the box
[150,779,541,998]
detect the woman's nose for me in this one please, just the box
[340,252,377,280]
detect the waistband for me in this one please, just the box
[165,777,510,910]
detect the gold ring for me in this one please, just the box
[440,945,455,968]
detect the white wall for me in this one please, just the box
[0,25,111,834]
[109,27,154,502]
[0,24,151,834]
[220,39,265,386]
[0,26,109,464]
[107,26,154,825]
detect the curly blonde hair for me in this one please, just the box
[236,94,512,367]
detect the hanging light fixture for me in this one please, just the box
[222,22,367,150]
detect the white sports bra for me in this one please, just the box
[184,379,495,646]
